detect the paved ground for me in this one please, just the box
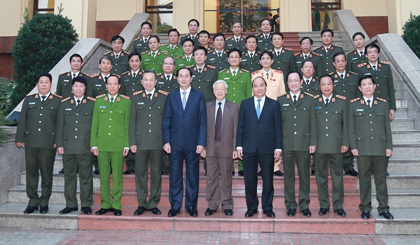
[0,229,419,245]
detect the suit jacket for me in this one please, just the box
[251,69,285,100]
[119,71,143,98]
[313,45,345,74]
[55,96,95,154]
[162,87,207,151]
[205,100,239,158]
[349,97,393,155]
[15,93,62,149]
[90,93,130,152]
[237,96,283,154]
[129,90,167,150]
[105,51,130,75]
[56,72,91,99]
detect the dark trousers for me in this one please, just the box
[314,153,344,210]
[62,153,93,208]
[243,151,274,212]
[169,150,200,211]
[283,150,311,210]
[342,148,355,171]
[357,155,389,213]
[25,148,56,206]
[206,141,234,210]
[135,149,162,209]
[125,150,135,170]
[161,151,170,174]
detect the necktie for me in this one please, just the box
[104,76,108,83]
[41,96,46,103]
[360,51,363,56]
[191,35,195,40]
[256,99,262,119]
[325,48,329,53]
[110,97,114,104]
[182,91,187,110]
[325,98,329,107]
[73,74,76,78]
[133,73,136,78]
[304,55,308,60]
[198,68,202,73]
[215,102,222,140]
[166,75,170,81]
[115,54,119,59]
[232,71,236,76]
[171,45,174,50]
[147,93,152,100]
[144,38,148,43]
[76,99,81,108]
[306,80,310,85]
[293,95,297,104]
[250,53,253,58]
[367,99,371,108]
[218,52,222,58]
[187,57,190,62]
[372,65,376,71]
[277,52,280,56]
[152,52,156,58]
[236,38,239,43]
[340,74,344,79]
[266,72,269,79]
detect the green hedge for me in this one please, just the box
[402,13,420,59]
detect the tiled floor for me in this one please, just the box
[0,229,419,245]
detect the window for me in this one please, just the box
[311,0,341,31]
[33,0,55,15]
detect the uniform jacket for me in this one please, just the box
[270,48,296,81]
[104,51,130,75]
[56,72,90,99]
[131,37,150,54]
[330,71,359,100]
[294,52,323,77]
[159,44,184,59]
[301,77,321,96]
[140,50,166,74]
[191,65,217,102]
[251,69,285,100]
[217,68,252,105]
[347,49,368,73]
[240,51,262,73]
[119,70,143,98]
[156,73,179,93]
[313,45,344,74]
[224,36,246,53]
[256,33,274,52]
[175,55,196,73]
[206,50,230,72]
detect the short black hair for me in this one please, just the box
[302,59,314,68]
[72,76,87,86]
[227,48,241,58]
[188,19,200,27]
[176,67,193,77]
[358,74,376,86]
[271,32,284,41]
[252,76,267,87]
[259,50,273,60]
[111,35,125,43]
[193,46,208,56]
[245,35,257,43]
[198,30,210,39]
[352,32,365,40]
[37,73,52,83]
[287,71,303,81]
[318,74,333,84]
[142,69,157,80]
[141,22,152,29]
[213,33,225,41]
[99,55,113,65]
[231,21,242,28]
[181,38,194,46]
[69,53,83,63]
[168,28,180,37]
[300,37,313,45]
[260,18,272,27]
[364,43,381,55]
[106,74,121,84]
[128,52,141,62]
[321,29,334,37]
[149,35,160,43]
[333,52,347,62]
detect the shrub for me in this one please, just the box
[402,13,420,59]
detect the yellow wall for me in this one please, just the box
[387,0,420,35]
[55,0,97,38]
[281,0,312,32]
[342,0,387,16]
[96,0,143,21]
[0,0,31,36]
[173,0,204,34]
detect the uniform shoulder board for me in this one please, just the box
[59,72,67,75]
[350,97,361,103]
[161,50,169,55]
[328,71,334,75]
[121,71,130,76]
[174,55,183,59]
[207,65,216,69]
[284,47,292,51]
[133,90,143,96]
[251,70,258,75]
[103,51,112,55]
[380,61,390,65]
[141,50,149,55]
[304,92,314,97]
[279,92,287,97]
[334,44,342,48]
[294,52,302,57]
[219,68,228,73]
[312,52,321,56]
[96,94,106,99]
[180,33,188,38]
[357,63,367,68]
[336,94,346,100]
[313,46,322,51]
[123,51,130,55]
[111,74,121,79]
[186,65,194,69]
[61,97,71,102]
[133,37,141,41]
[26,93,37,97]
[376,97,387,103]
[349,71,358,75]
[81,72,90,77]
[87,97,96,101]
[120,94,130,100]
[347,50,356,56]
[274,70,283,73]
[159,90,169,96]
[240,68,250,73]
[311,94,319,99]
[53,94,62,99]
[91,74,100,78]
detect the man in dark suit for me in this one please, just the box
[162,67,207,217]
[237,76,283,218]
[201,80,239,216]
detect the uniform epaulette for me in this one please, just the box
[103,51,112,55]
[336,94,346,100]
[161,50,169,55]
[159,90,169,96]
[207,65,216,69]
[186,65,194,69]
[251,70,258,75]
[61,97,71,102]
[349,71,358,75]
[376,97,387,103]
[180,33,188,38]
[27,93,37,97]
[274,70,283,73]
[121,71,130,76]
[86,97,96,101]
[284,47,292,51]
[59,72,67,75]
[120,94,130,100]
[312,52,321,56]
[328,72,335,75]
[333,44,342,48]
[314,46,322,50]
[174,55,183,59]
[294,52,302,57]
[96,94,106,99]
[91,74,100,78]
[219,68,228,73]
[279,92,287,97]
[133,90,143,96]
[133,37,141,41]
[357,63,367,68]
[156,73,163,76]
[112,74,121,79]
[123,51,130,55]
[81,72,90,77]
[380,61,390,65]
[141,50,149,55]
[240,68,249,73]
[53,94,62,99]
[350,97,361,103]
[312,94,319,99]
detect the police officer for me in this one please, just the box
[159,28,184,59]
[240,35,262,73]
[129,70,167,216]
[16,73,62,214]
[88,55,114,98]
[175,39,196,73]
[191,46,217,102]
[197,30,214,53]
[141,35,166,75]
[278,71,316,217]
[224,22,246,53]
[313,29,344,75]
[56,76,95,215]
[301,60,320,96]
[312,74,348,217]
[347,32,368,73]
[206,33,229,72]
[256,19,274,52]
[294,37,323,77]
[104,35,130,75]
[56,54,91,100]
[180,19,200,47]
[132,22,152,54]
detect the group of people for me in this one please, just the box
[15,17,395,221]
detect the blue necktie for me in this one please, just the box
[182,91,187,110]
[256,99,261,119]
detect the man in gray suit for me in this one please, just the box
[201,80,239,216]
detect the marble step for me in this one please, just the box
[391,118,415,130]
[375,208,420,235]
[372,189,420,208]
[374,172,420,189]
[384,156,420,172]
[391,129,420,142]
[392,142,420,157]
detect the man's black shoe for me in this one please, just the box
[168,209,180,217]
[224,209,233,216]
[232,171,235,176]
[205,208,216,216]
[186,207,198,217]
[311,170,315,175]
[40,205,49,214]
[318,208,329,216]
[334,209,346,217]
[149,208,161,215]
[301,209,311,217]
[245,209,257,217]
[345,168,358,176]
[287,208,296,217]
[59,168,64,174]
[95,208,112,215]
[93,169,100,175]
[379,210,394,219]
[161,171,168,175]
[114,209,122,216]
[124,169,135,175]
[361,210,370,219]
[81,207,92,215]
[274,170,284,176]
[59,207,78,214]
[23,206,38,214]
[133,207,147,215]
[263,210,275,218]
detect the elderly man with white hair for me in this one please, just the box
[200,80,239,216]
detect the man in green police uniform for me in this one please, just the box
[294,37,323,77]
[159,28,184,59]
[191,46,217,102]
[218,48,252,176]
[104,35,130,75]
[349,75,394,220]
[16,73,62,214]
[312,74,349,218]
[270,32,295,82]
[240,35,262,73]
[132,22,152,54]
[256,19,274,52]
[278,71,316,217]
[347,32,368,73]
[90,75,131,216]
[141,35,166,75]
[313,29,344,75]
[56,76,95,215]
[129,70,167,216]
[175,39,196,72]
